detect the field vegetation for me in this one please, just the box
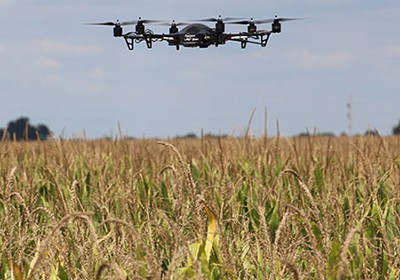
[1,135,399,279]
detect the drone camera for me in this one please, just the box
[113,26,123,37]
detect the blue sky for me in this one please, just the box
[1,1,399,138]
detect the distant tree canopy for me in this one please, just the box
[0,117,51,141]
[174,132,228,139]
[364,128,380,136]
[297,131,336,137]
[393,120,400,135]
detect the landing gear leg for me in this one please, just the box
[145,37,153,49]
[261,33,271,47]
[124,37,134,51]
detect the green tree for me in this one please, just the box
[1,117,51,140]
[393,120,400,135]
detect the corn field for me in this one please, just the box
[1,135,399,279]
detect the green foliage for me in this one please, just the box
[0,117,51,141]
[327,239,341,279]
[392,119,400,135]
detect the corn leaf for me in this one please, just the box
[13,263,24,280]
[204,206,217,262]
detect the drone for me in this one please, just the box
[87,15,299,50]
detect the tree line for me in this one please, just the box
[0,117,51,141]
[1,117,400,141]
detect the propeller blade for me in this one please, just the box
[121,19,163,25]
[119,20,137,26]
[157,21,188,26]
[192,16,243,22]
[85,21,117,26]
[228,17,303,25]
[175,22,188,26]
[223,17,244,21]
[195,17,219,22]
[228,18,273,25]
[276,17,304,22]
[85,20,135,26]
[228,20,252,25]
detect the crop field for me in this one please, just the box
[1,135,399,279]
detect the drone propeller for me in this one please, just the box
[121,18,163,25]
[87,17,165,36]
[192,16,243,22]
[229,16,302,25]
[274,17,303,22]
[86,18,162,27]
[157,20,188,27]
[156,20,189,34]
[86,20,124,26]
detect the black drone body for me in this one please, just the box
[88,16,299,50]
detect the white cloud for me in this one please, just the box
[43,73,62,85]
[0,45,5,58]
[39,39,102,55]
[287,49,353,69]
[384,45,400,58]
[36,57,60,69]
[91,69,105,79]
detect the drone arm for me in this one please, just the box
[227,30,272,48]
[149,33,181,48]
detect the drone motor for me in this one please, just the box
[272,18,281,33]
[248,19,257,33]
[215,20,225,33]
[136,21,145,34]
[169,21,179,34]
[114,23,123,37]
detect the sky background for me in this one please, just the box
[1,1,399,138]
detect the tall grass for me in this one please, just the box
[0,135,399,279]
